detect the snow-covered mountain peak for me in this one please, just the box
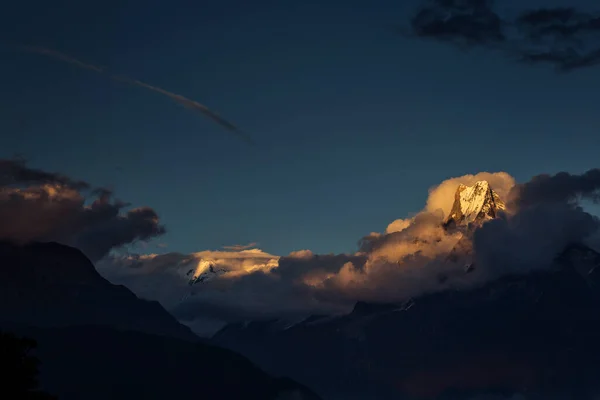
[446,180,505,226]
[186,250,280,285]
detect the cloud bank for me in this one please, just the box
[98,168,600,336]
[0,159,165,261]
[406,0,600,72]
[5,161,593,336]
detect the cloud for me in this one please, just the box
[385,218,412,234]
[406,1,600,72]
[474,202,600,278]
[98,171,513,334]
[408,0,505,47]
[98,168,600,336]
[508,168,600,209]
[425,171,515,217]
[473,168,600,278]
[0,159,165,261]
[97,248,280,308]
[287,249,314,259]
[15,45,254,144]
[222,242,258,251]
[0,158,89,189]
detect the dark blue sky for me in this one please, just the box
[2,0,599,256]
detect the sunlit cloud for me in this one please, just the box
[0,159,165,261]
[98,168,600,336]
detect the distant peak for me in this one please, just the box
[458,180,488,190]
[445,180,505,227]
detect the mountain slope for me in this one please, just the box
[445,180,505,228]
[213,245,600,398]
[0,241,322,400]
[5,324,321,400]
[442,180,507,276]
[212,182,600,399]
[0,241,197,341]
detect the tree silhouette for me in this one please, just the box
[0,331,57,399]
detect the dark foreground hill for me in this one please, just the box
[0,241,197,341]
[0,241,321,400]
[4,324,320,400]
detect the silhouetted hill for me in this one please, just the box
[5,324,320,400]
[0,241,322,400]
[0,331,58,399]
[0,241,197,341]
[213,244,600,399]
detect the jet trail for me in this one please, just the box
[112,75,254,144]
[21,45,105,73]
[18,45,253,145]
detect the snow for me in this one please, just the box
[444,180,506,269]
[186,251,279,285]
[448,180,505,225]
[458,181,490,223]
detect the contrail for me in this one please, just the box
[111,75,254,144]
[17,45,254,145]
[21,45,105,73]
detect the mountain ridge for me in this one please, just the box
[444,180,506,229]
[212,243,600,398]
[0,240,198,341]
[211,181,600,399]
[0,240,323,399]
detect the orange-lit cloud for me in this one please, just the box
[287,249,314,259]
[385,218,411,234]
[425,171,515,217]
[6,156,599,338]
[98,168,600,336]
[0,159,165,261]
[98,171,520,333]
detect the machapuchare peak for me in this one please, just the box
[445,180,506,227]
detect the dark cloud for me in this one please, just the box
[278,253,367,282]
[474,202,600,277]
[222,242,258,251]
[407,2,600,71]
[97,250,365,334]
[473,169,600,279]
[168,253,363,322]
[0,159,165,261]
[515,8,600,43]
[508,168,600,208]
[514,8,600,71]
[516,8,581,43]
[409,0,505,47]
[73,207,165,262]
[0,158,89,189]
[169,268,331,324]
[516,48,600,72]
